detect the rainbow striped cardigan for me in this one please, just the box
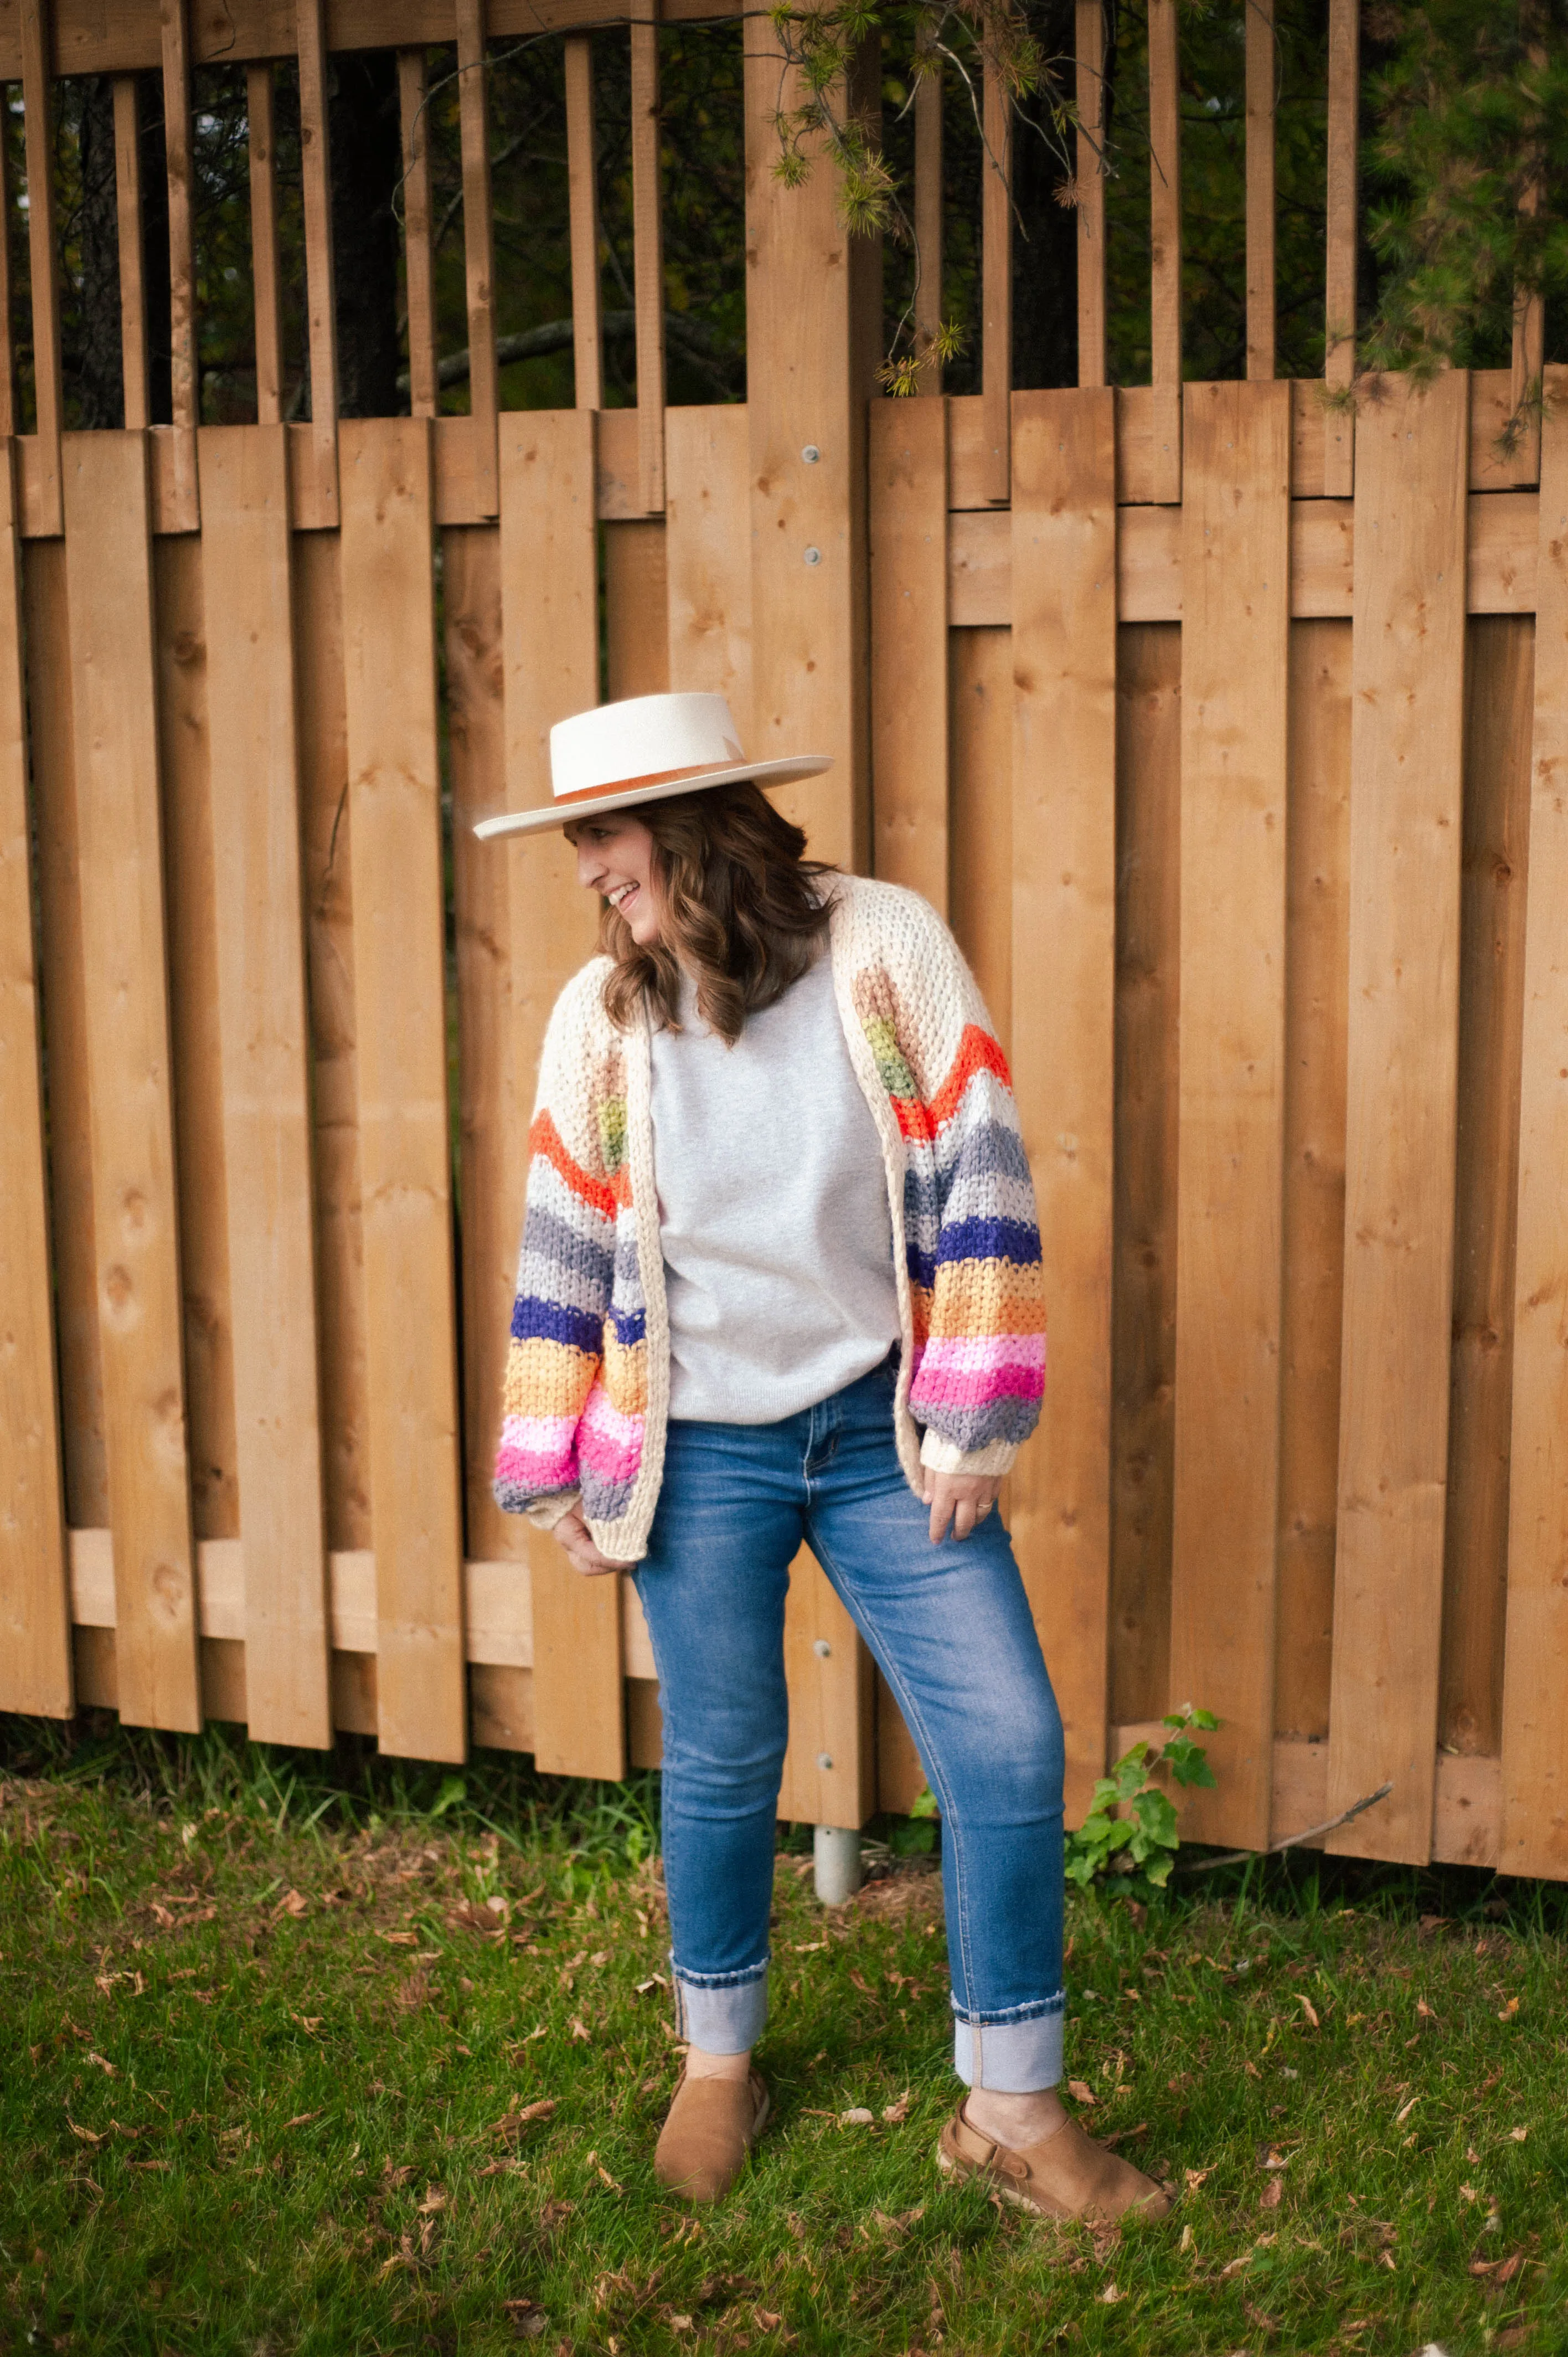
[494,875,1046,1562]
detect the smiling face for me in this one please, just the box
[566,812,662,946]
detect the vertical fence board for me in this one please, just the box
[1500,370,1568,1878]
[1147,0,1182,502]
[1169,379,1291,1844]
[564,37,603,414]
[0,71,12,438]
[25,542,105,1540]
[20,0,62,536]
[456,0,499,517]
[297,0,339,525]
[948,626,1012,1047]
[114,78,148,431]
[980,52,1010,505]
[1110,620,1180,1728]
[64,431,199,1731]
[631,20,665,513]
[1328,372,1469,1862]
[201,425,331,1748]
[295,528,372,1565]
[605,519,669,699]
[1276,617,1350,1741]
[447,522,517,1567]
[1323,0,1358,497]
[499,405,622,1779]
[246,64,282,429]
[338,416,465,1762]
[159,0,199,528]
[869,396,947,910]
[1440,615,1532,1759]
[0,443,69,1716]
[743,10,874,869]
[914,37,942,392]
[1245,0,1275,382]
[399,50,437,422]
[1074,0,1106,391]
[154,532,239,1550]
[1010,388,1117,1819]
[665,404,751,734]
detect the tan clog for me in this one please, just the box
[653,2065,771,2203]
[937,2101,1173,2225]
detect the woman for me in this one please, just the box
[478,692,1170,2227]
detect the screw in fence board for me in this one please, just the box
[1327,371,1469,1865]
[1168,379,1291,1849]
[1146,0,1182,504]
[398,49,438,422]
[63,433,201,1732]
[664,404,752,734]
[19,0,62,536]
[1009,389,1116,1823]
[456,0,499,518]
[200,425,332,1749]
[1245,0,1275,382]
[564,35,604,413]
[913,32,941,393]
[979,47,1010,505]
[1500,363,1568,1880]
[869,394,948,914]
[1322,0,1357,497]
[497,404,623,1780]
[112,78,149,430]
[159,0,199,528]
[296,0,340,527]
[1073,2,1105,392]
[1275,617,1350,1746]
[338,417,466,1763]
[630,20,665,513]
[246,64,283,427]
[0,441,70,1717]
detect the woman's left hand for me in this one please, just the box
[921,1471,1002,1546]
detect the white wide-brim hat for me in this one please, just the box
[473,691,832,841]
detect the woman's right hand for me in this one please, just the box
[553,1507,631,1578]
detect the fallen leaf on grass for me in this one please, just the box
[1509,2126,1528,2142]
[635,1975,669,1996]
[1219,2255,1251,2279]
[417,2186,447,2215]
[503,2299,549,2340]
[283,2111,322,2130]
[570,2016,590,2042]
[1098,2283,1122,2304]
[596,2163,622,2191]
[755,2312,782,2330]
[128,2159,171,2172]
[275,1888,310,1919]
[292,2014,323,2035]
[1296,1994,1321,2029]
[839,2108,875,2126]
[1498,1996,1520,2023]
[1260,2177,1283,2212]
[1417,1998,1438,2020]
[882,2095,911,2123]
[1184,2169,1210,2191]
[1067,2080,1095,2106]
[1099,2124,1147,2148]
[68,2120,104,2144]
[494,2098,557,2142]
[84,2051,117,2077]
[380,1930,419,1948]
[1394,2097,1420,2126]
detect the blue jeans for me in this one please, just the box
[633,1357,1067,2092]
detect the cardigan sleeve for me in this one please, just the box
[493,963,617,1529]
[879,891,1047,1480]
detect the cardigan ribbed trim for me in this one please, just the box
[493,874,1048,1563]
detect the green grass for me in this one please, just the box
[3,1715,1567,2356]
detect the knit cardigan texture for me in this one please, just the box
[493,874,1047,1563]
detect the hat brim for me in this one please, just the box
[472,753,834,841]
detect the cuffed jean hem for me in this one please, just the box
[672,1958,770,2054]
[952,1996,1065,2093]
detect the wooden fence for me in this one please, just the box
[1,0,1566,1881]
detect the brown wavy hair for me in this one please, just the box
[596,780,835,1044]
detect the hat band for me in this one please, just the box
[553,760,725,807]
